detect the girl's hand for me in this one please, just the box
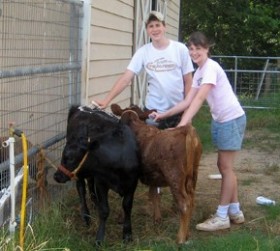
[176,119,192,127]
[149,112,163,122]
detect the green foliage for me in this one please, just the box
[180,0,280,56]
[245,108,280,131]
[192,105,213,152]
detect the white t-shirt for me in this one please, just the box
[192,58,244,122]
[127,40,194,113]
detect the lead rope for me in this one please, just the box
[71,151,89,179]
[71,137,92,179]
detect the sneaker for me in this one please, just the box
[196,214,230,231]
[229,211,245,224]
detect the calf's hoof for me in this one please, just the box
[177,234,190,245]
[123,233,133,243]
[154,216,162,225]
[82,214,91,227]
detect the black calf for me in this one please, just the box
[53,105,140,244]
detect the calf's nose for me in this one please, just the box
[53,171,68,183]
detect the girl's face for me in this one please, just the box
[188,44,209,67]
[146,21,166,42]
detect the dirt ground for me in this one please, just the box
[194,143,280,230]
[54,129,280,246]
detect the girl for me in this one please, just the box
[151,31,246,231]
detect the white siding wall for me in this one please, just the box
[85,0,134,108]
[165,0,181,40]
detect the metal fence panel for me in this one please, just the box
[0,0,83,227]
[212,56,280,108]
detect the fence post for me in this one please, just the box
[255,59,269,100]
[7,138,16,245]
[234,56,238,93]
[81,0,91,105]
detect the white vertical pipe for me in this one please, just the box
[8,137,17,237]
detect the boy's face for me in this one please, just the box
[146,20,166,41]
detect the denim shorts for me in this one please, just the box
[211,114,246,151]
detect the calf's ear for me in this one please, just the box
[111,104,122,116]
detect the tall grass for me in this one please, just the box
[1,201,280,251]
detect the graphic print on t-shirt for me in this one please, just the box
[146,57,176,72]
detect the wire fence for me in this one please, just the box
[212,56,280,109]
[0,0,83,230]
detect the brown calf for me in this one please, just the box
[111,104,156,120]
[111,104,202,244]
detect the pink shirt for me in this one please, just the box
[192,58,244,122]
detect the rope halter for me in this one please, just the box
[58,151,89,180]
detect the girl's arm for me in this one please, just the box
[183,72,193,97]
[151,87,199,121]
[177,84,213,126]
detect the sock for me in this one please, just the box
[216,205,229,218]
[229,202,240,215]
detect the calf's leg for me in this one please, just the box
[169,177,192,244]
[122,191,135,242]
[94,184,110,245]
[172,176,196,244]
[148,186,161,223]
[76,179,91,226]
[87,177,98,210]
[174,191,189,244]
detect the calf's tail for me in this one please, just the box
[185,125,202,190]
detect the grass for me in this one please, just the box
[193,105,280,152]
[1,105,280,251]
[1,199,280,251]
[192,105,213,152]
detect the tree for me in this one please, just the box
[180,0,280,56]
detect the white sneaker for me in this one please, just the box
[196,214,230,231]
[229,210,245,224]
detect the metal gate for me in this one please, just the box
[0,0,83,227]
[212,56,280,108]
